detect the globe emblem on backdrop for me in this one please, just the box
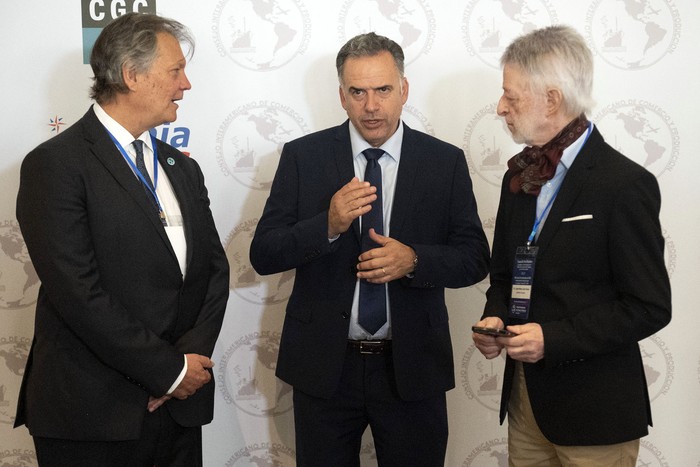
[360,442,378,466]
[640,334,673,401]
[224,442,295,466]
[402,105,435,136]
[0,450,37,467]
[593,100,678,178]
[463,103,522,187]
[338,0,435,65]
[0,336,30,425]
[216,102,310,190]
[461,438,509,467]
[586,0,680,70]
[212,0,311,71]
[218,331,293,417]
[638,439,669,467]
[224,219,294,305]
[462,0,557,69]
[460,344,505,412]
[0,221,39,310]
[663,228,676,278]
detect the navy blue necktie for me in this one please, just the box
[359,148,387,335]
[132,140,154,191]
[132,140,158,210]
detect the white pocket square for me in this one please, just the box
[561,214,593,223]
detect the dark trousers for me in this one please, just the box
[33,405,202,467]
[292,345,448,467]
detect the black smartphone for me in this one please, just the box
[471,326,518,337]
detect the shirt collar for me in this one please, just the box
[560,122,593,170]
[93,103,153,153]
[349,119,404,163]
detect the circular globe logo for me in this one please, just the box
[463,103,522,187]
[0,335,31,425]
[224,218,294,305]
[460,344,505,412]
[461,438,509,466]
[338,0,436,66]
[640,334,673,402]
[224,442,295,466]
[212,0,311,71]
[593,100,679,178]
[216,102,310,190]
[0,221,39,310]
[462,0,557,69]
[218,331,293,417]
[0,449,37,467]
[586,0,680,70]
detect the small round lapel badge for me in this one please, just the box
[167,157,175,166]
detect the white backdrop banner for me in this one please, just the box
[1,1,696,466]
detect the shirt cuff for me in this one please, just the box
[166,355,187,395]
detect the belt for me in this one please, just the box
[347,339,392,355]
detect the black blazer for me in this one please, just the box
[484,127,671,445]
[15,107,229,440]
[250,121,489,401]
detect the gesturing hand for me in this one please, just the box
[327,177,377,237]
[356,229,416,283]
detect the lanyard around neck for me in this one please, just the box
[106,131,164,214]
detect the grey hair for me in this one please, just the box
[501,25,594,116]
[336,32,405,82]
[89,12,194,104]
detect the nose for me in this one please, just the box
[365,91,380,112]
[496,95,507,116]
[181,71,192,91]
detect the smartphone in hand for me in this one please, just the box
[472,326,518,337]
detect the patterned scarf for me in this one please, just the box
[507,114,590,195]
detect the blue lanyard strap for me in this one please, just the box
[526,123,593,246]
[527,184,560,246]
[107,131,164,214]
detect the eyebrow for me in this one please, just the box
[348,85,393,92]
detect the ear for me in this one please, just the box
[545,88,563,116]
[122,63,139,92]
[339,85,348,111]
[400,77,409,104]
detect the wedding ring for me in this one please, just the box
[381,267,386,275]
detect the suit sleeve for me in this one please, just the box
[250,142,337,275]
[541,171,671,365]
[17,145,187,397]
[404,149,490,289]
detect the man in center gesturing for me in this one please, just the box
[250,32,489,466]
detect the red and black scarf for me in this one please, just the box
[507,114,590,195]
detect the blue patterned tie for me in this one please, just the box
[132,140,158,210]
[359,148,386,334]
[132,140,154,190]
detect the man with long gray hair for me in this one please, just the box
[15,12,229,466]
[472,25,671,465]
[251,32,489,465]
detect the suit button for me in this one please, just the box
[341,312,350,319]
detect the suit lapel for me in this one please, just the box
[82,109,179,263]
[534,129,599,253]
[389,124,420,238]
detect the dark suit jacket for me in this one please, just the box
[14,107,229,441]
[484,127,671,445]
[250,121,489,401]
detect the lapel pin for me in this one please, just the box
[167,157,175,166]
